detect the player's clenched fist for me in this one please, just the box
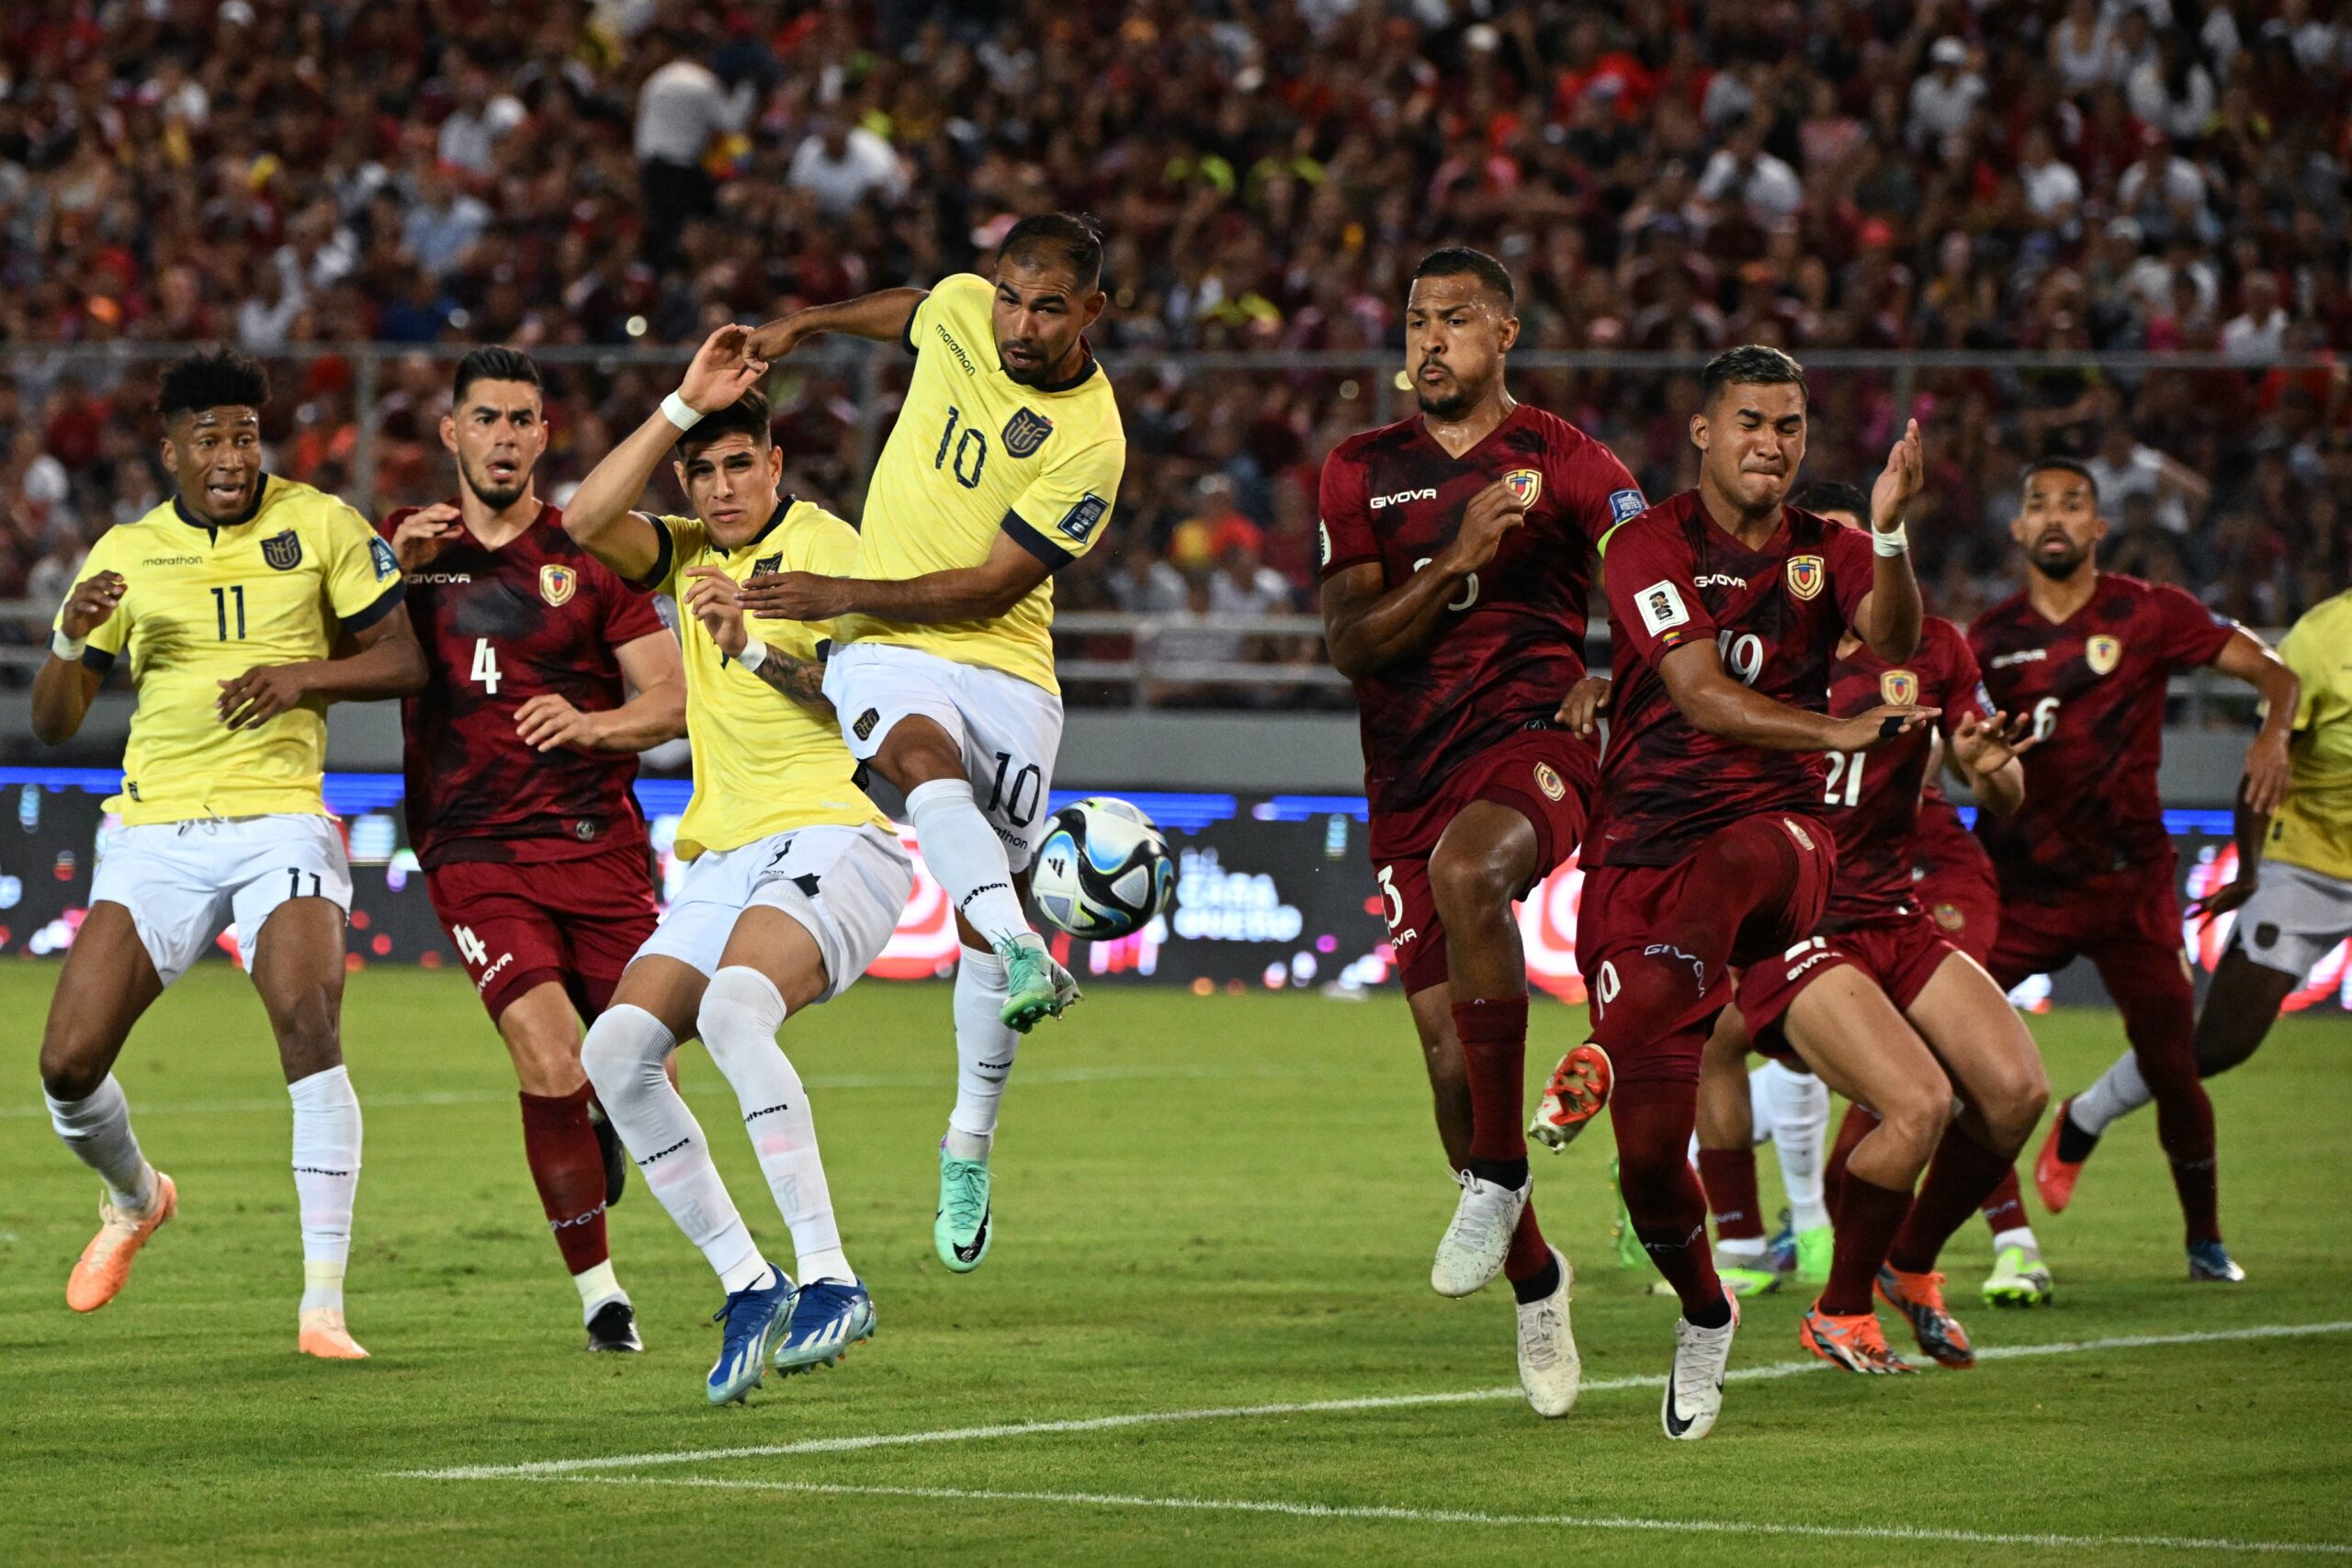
[682,566,749,659]
[1440,479,1527,574]
[217,663,312,729]
[741,316,808,364]
[391,502,462,570]
[677,325,769,415]
[514,693,607,753]
[59,570,127,639]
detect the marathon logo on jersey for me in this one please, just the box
[261,530,303,571]
[1608,488,1645,524]
[1881,669,1918,705]
[142,554,202,567]
[1369,487,1438,511]
[934,321,978,376]
[1989,649,2046,669]
[539,564,578,607]
[1057,493,1108,544]
[1635,580,1690,636]
[2086,634,2121,675]
[1503,468,1544,507]
[368,536,399,580]
[1002,407,1054,457]
[1534,761,1566,802]
[1784,554,1824,601]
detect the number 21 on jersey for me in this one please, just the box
[1823,751,1866,807]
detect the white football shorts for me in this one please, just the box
[89,813,353,987]
[2230,859,2352,979]
[632,822,912,1002]
[822,641,1065,873]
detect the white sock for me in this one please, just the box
[1757,1060,1831,1231]
[948,946,1017,1159]
[582,1002,766,1291]
[2070,1051,2153,1136]
[1993,1225,2041,1256]
[288,1065,362,1314]
[1716,1235,1766,1261]
[699,966,852,1286]
[908,778,1036,953]
[1745,1065,1777,1146]
[46,1076,156,1213]
[572,1258,626,1319]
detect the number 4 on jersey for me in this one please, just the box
[470,637,503,694]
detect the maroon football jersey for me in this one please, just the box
[1318,403,1643,815]
[1970,573,2234,893]
[385,501,669,867]
[1592,493,1878,867]
[1815,617,1990,928]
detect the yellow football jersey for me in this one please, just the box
[839,271,1127,694]
[2267,591,2352,881]
[641,500,891,859]
[61,477,403,825]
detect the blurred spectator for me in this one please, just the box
[786,115,909,218]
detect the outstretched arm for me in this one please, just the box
[513,631,688,754]
[217,602,428,729]
[1657,640,1937,753]
[734,528,1050,625]
[2212,627,2298,817]
[745,288,928,359]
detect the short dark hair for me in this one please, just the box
[1701,344,1806,408]
[1792,479,1870,520]
[2023,455,2098,502]
[157,347,269,423]
[1410,246,1517,307]
[676,389,772,461]
[1001,212,1104,293]
[452,346,542,406]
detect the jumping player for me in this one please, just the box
[386,346,686,1352]
[2053,587,2350,1198]
[1532,345,1930,1438]
[563,333,917,1403]
[1317,247,1645,1416]
[1974,458,2294,1281]
[732,213,1125,1273]
[32,347,424,1359]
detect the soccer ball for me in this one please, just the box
[1032,796,1176,940]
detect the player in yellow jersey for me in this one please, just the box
[561,331,913,1404]
[2062,588,2352,1154]
[735,213,1126,1274]
[28,348,425,1359]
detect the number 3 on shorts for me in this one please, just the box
[1376,864,1403,931]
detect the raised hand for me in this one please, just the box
[1948,708,2039,775]
[390,502,462,570]
[58,570,127,640]
[682,566,749,658]
[678,324,769,415]
[1871,417,1925,532]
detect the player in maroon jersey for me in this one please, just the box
[1972,457,2295,1282]
[1530,345,1931,1438]
[1318,247,1646,1417]
[387,346,686,1350]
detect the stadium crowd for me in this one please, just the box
[3,0,2350,692]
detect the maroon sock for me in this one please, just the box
[2103,945,2220,1244]
[1611,1079,1726,1321]
[1504,1199,1554,1301]
[519,1086,610,1276]
[1696,1146,1765,1243]
[1979,1167,2026,1237]
[1825,1101,1877,1222]
[1888,1125,2015,1274]
[1821,1176,1912,1315]
[1454,994,1532,1171]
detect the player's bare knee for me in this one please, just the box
[38,1034,107,1101]
[1876,1077,1953,1161]
[1427,840,1516,926]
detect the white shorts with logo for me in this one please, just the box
[89,814,353,987]
[822,641,1065,873]
[632,823,913,1002]
[2232,860,2352,978]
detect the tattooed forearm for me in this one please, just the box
[755,650,835,717]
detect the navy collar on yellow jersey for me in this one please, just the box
[172,473,270,538]
[1030,342,1099,395]
[742,496,794,553]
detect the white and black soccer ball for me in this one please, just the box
[1032,796,1176,940]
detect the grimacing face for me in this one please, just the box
[2012,466,2107,579]
[1405,271,1518,421]
[673,432,785,548]
[1692,379,1808,514]
[164,405,265,524]
[992,258,1104,386]
[444,378,548,510]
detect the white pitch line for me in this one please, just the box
[397,1318,2352,1482]
[539,1475,2351,1557]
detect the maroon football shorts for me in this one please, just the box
[1735,908,1962,1060]
[1368,726,1599,996]
[424,836,661,1023]
[1985,860,2188,991]
[1914,852,2000,968]
[1577,812,1837,1085]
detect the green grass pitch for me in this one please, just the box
[0,964,2346,1565]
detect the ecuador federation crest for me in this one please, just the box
[1785,554,1825,601]
[1502,468,1544,507]
[2086,634,2121,675]
[1881,669,1919,705]
[539,564,578,607]
[1002,407,1055,457]
[260,530,303,571]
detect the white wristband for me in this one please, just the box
[1872,521,1910,557]
[736,637,769,673]
[51,628,87,661]
[660,391,705,432]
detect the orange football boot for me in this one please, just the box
[2034,1099,2086,1213]
[1800,1301,1917,1373]
[298,1308,369,1359]
[1529,1043,1614,1150]
[65,1170,176,1313]
[1876,1265,1974,1368]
